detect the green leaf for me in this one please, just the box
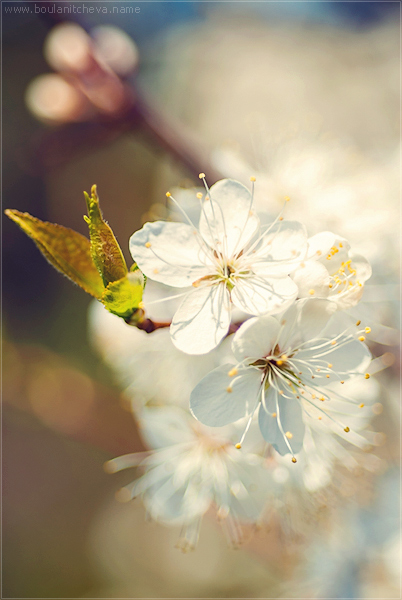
[5,209,104,299]
[84,185,127,287]
[101,271,144,319]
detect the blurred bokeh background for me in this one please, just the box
[3,1,400,598]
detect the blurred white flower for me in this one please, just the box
[130,178,307,355]
[105,407,270,551]
[294,468,400,599]
[190,299,372,460]
[283,374,381,492]
[292,231,372,309]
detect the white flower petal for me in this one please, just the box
[226,459,270,520]
[258,387,305,455]
[249,259,298,278]
[306,231,339,259]
[129,221,211,287]
[190,364,262,426]
[292,261,331,298]
[352,254,372,283]
[143,469,211,523]
[199,179,259,257]
[252,221,308,263]
[298,339,371,386]
[297,298,339,342]
[279,299,337,349]
[232,315,280,361]
[232,275,297,316]
[139,407,196,449]
[318,309,356,338]
[171,283,231,354]
[334,285,365,310]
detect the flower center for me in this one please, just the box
[191,424,230,454]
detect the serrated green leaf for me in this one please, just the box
[84,185,127,287]
[101,271,144,319]
[5,209,104,299]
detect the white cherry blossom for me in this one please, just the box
[129,178,307,355]
[190,299,372,461]
[104,407,270,551]
[292,232,372,309]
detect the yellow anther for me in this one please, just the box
[326,255,332,260]
[205,195,210,201]
[235,443,242,449]
[145,241,152,248]
[359,403,365,408]
[281,354,288,361]
[228,367,238,377]
[291,457,297,463]
[138,301,145,309]
[311,394,316,399]
[344,427,350,433]
[365,327,371,334]
[198,172,205,179]
[279,390,284,395]
[316,250,322,257]
[365,373,370,379]
[288,381,293,386]
[316,368,321,372]
[115,488,132,503]
[301,390,305,395]
[318,416,322,420]
[319,396,325,402]
[285,431,293,439]
[340,380,345,384]
[331,340,337,345]
[309,289,315,295]
[279,216,284,221]
[358,336,366,342]
[327,363,333,368]
[326,374,330,379]
[196,192,203,199]
[339,242,343,248]
[166,191,171,197]
[300,262,305,268]
[284,195,290,202]
[153,268,159,274]
[271,412,277,418]
[356,320,361,326]
[226,387,232,393]
[276,360,283,366]
[250,176,256,182]
[328,284,333,288]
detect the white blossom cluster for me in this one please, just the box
[95,176,383,551]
